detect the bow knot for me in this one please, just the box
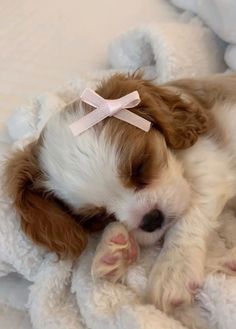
[69,88,151,136]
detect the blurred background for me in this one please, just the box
[0,0,177,125]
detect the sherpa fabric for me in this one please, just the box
[108,15,226,83]
[170,0,236,71]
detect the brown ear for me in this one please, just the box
[4,142,88,259]
[142,82,209,149]
[97,73,209,150]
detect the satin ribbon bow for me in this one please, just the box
[69,88,151,136]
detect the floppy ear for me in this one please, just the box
[140,80,209,149]
[4,142,88,259]
[101,73,209,149]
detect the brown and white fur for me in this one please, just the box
[4,73,236,313]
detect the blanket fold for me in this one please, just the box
[170,0,236,71]
[108,18,225,83]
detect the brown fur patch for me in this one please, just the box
[106,121,167,190]
[4,141,88,259]
[96,73,209,150]
[165,74,236,107]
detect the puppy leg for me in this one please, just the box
[147,206,211,313]
[148,242,204,313]
[147,146,235,313]
[91,222,139,282]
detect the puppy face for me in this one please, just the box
[5,73,208,257]
[37,74,208,247]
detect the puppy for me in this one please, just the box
[4,73,236,313]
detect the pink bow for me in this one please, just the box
[69,88,151,136]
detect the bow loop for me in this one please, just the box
[80,88,106,108]
[69,88,151,136]
[119,91,141,109]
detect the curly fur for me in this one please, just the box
[97,73,209,149]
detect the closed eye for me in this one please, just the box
[117,135,161,191]
[74,206,116,232]
[129,153,158,191]
[130,160,150,190]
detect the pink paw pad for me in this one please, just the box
[171,298,184,308]
[101,253,119,265]
[127,234,138,262]
[188,281,202,293]
[92,223,140,282]
[110,233,127,245]
[224,260,236,272]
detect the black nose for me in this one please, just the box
[140,209,164,232]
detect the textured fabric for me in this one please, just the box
[0,0,178,126]
[108,16,226,83]
[170,0,236,71]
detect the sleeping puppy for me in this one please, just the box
[4,73,236,313]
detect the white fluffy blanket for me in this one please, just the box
[108,14,226,82]
[170,0,236,72]
[1,15,236,329]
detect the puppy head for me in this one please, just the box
[5,73,209,255]
[39,73,209,247]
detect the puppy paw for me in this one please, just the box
[147,250,204,313]
[91,222,139,282]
